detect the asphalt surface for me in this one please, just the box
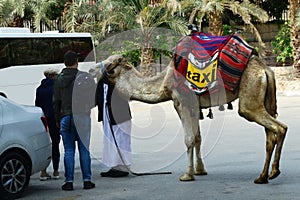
[19,96,300,200]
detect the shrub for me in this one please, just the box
[271,22,293,64]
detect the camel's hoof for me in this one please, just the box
[195,169,208,176]
[179,173,195,181]
[254,176,268,184]
[269,169,281,180]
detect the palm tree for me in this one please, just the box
[181,0,268,44]
[61,0,99,33]
[291,0,300,75]
[62,0,78,32]
[97,0,187,76]
[0,0,62,31]
[29,0,61,32]
[0,0,26,27]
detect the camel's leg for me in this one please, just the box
[179,107,197,181]
[269,122,287,180]
[174,99,199,181]
[238,62,287,184]
[248,113,287,183]
[180,142,195,181]
[255,129,277,184]
[239,97,287,183]
[194,126,207,175]
[262,66,288,180]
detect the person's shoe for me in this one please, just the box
[52,171,60,180]
[227,102,233,110]
[40,172,51,181]
[83,181,95,189]
[100,169,129,177]
[62,182,73,191]
[199,110,204,120]
[219,105,225,111]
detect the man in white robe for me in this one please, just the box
[96,77,132,177]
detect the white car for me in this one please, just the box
[0,95,52,199]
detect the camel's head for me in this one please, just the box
[89,54,131,82]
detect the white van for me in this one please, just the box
[0,28,96,105]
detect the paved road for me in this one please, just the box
[20,96,300,200]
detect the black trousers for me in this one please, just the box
[48,118,61,171]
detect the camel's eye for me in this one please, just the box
[107,69,114,75]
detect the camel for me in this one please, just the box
[89,53,287,184]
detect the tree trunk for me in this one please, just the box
[140,47,154,77]
[289,0,300,76]
[8,16,24,27]
[208,11,223,36]
[62,0,74,31]
[188,7,200,24]
[140,29,155,77]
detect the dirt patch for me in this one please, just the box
[271,66,300,96]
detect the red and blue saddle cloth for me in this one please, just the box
[173,32,255,95]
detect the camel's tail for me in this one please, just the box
[265,66,278,118]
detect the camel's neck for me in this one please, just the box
[115,68,172,104]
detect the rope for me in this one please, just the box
[104,103,172,176]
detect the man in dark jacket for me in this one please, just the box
[35,68,60,181]
[53,50,95,191]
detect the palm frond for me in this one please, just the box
[166,17,189,36]
[163,0,182,16]
[222,0,268,46]
[0,0,27,26]
[12,0,26,17]
[226,0,268,23]
[64,0,79,32]
[0,0,13,26]
[31,0,58,32]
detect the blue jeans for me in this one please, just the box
[60,114,92,182]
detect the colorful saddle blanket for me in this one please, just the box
[173,32,255,95]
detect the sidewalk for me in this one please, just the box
[272,66,300,96]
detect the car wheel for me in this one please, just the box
[0,152,30,199]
